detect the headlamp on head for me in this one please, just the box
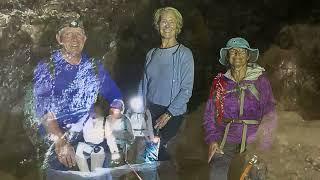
[58,18,84,33]
[129,96,144,113]
[70,20,79,27]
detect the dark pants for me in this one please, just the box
[209,143,268,180]
[147,102,184,161]
[209,143,241,180]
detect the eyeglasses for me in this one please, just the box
[228,49,247,56]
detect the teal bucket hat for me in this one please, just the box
[219,37,259,66]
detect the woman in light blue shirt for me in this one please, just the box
[139,7,194,161]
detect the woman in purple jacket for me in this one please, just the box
[203,37,277,180]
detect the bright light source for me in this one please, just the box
[129,96,144,113]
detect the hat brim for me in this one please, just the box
[219,47,259,66]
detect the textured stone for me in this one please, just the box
[0,1,319,180]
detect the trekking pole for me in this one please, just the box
[240,155,258,180]
[124,143,143,180]
[124,160,143,180]
[154,128,160,158]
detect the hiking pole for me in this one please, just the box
[124,143,143,180]
[124,160,143,180]
[153,128,161,160]
[240,155,258,180]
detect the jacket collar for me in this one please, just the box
[224,63,265,82]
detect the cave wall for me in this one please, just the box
[260,25,320,120]
[1,0,320,114]
[0,0,320,178]
[0,0,159,177]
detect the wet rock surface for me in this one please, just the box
[0,1,156,178]
[260,25,320,119]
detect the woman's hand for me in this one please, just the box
[55,138,76,168]
[208,141,224,163]
[154,113,172,129]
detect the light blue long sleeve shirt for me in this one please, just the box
[139,44,194,116]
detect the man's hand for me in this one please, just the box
[154,113,171,130]
[208,142,224,163]
[42,112,76,167]
[55,138,76,168]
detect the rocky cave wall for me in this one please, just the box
[0,0,320,116]
[0,0,320,179]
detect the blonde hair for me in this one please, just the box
[153,7,183,36]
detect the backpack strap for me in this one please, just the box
[209,73,226,125]
[225,83,260,117]
[247,84,260,101]
[219,83,261,153]
[90,57,100,77]
[219,119,260,153]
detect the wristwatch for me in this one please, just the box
[165,112,172,120]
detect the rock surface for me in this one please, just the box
[0,0,319,179]
[176,104,320,180]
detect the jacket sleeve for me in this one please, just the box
[167,49,194,116]
[203,88,224,144]
[256,74,277,150]
[98,62,123,104]
[137,49,155,109]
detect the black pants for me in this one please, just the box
[147,102,184,161]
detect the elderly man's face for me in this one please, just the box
[228,48,249,68]
[56,27,86,56]
[159,11,177,40]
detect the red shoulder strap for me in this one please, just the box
[209,73,222,98]
[209,73,226,125]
